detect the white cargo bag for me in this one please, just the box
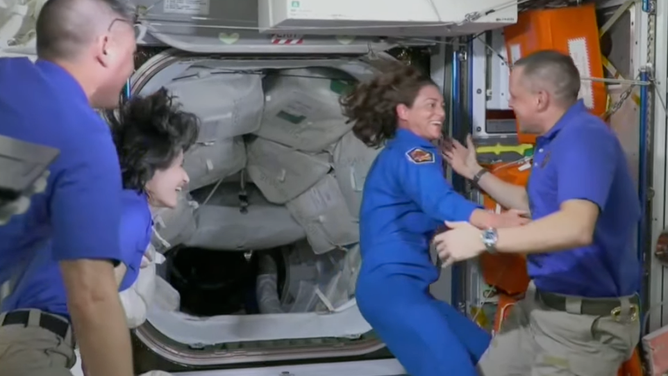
[151,191,198,253]
[280,241,322,313]
[166,71,264,140]
[184,137,247,191]
[246,137,331,204]
[255,68,354,152]
[344,244,362,298]
[185,204,305,251]
[333,131,382,218]
[256,254,284,313]
[186,183,305,250]
[314,244,361,312]
[190,181,264,206]
[154,275,180,312]
[119,244,166,329]
[286,174,359,254]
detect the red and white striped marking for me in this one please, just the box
[271,34,304,45]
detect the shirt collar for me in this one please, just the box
[35,60,88,104]
[122,189,154,225]
[538,99,588,142]
[392,128,436,148]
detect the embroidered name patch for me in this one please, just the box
[406,147,434,164]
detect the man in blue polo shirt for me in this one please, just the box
[0,88,199,376]
[435,50,641,375]
[0,1,137,375]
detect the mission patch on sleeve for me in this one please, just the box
[406,147,435,164]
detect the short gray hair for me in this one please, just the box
[513,50,581,105]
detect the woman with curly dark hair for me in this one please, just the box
[0,88,199,375]
[340,64,528,376]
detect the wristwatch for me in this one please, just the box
[481,228,498,254]
[472,168,489,187]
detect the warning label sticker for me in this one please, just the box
[567,38,594,109]
[163,0,210,15]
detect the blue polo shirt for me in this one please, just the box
[0,58,123,283]
[527,100,641,298]
[1,190,153,320]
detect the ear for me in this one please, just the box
[535,90,550,112]
[396,103,409,121]
[95,34,112,68]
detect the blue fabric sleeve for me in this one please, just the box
[555,125,616,210]
[50,133,123,263]
[117,204,153,292]
[396,148,481,222]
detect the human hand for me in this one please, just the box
[140,252,153,269]
[490,209,531,228]
[441,134,483,180]
[433,221,486,267]
[140,244,165,269]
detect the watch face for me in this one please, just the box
[483,230,498,243]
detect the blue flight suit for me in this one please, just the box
[527,99,641,297]
[2,190,153,321]
[0,58,123,284]
[356,129,491,376]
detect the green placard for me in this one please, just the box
[276,110,306,124]
[330,79,353,95]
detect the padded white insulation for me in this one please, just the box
[141,58,382,345]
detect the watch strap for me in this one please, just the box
[472,168,489,186]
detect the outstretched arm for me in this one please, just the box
[396,147,524,228]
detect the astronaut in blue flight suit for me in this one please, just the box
[339,64,530,376]
[0,88,199,376]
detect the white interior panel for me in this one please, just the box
[258,0,517,36]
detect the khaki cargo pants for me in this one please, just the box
[0,309,76,376]
[477,283,640,376]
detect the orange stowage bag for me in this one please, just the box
[617,347,643,376]
[480,253,530,296]
[480,162,531,295]
[493,293,519,334]
[503,3,607,145]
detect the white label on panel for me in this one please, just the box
[509,43,522,65]
[567,38,595,109]
[163,0,210,15]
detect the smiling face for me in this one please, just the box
[396,84,446,141]
[144,151,189,209]
[508,66,543,134]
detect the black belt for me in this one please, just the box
[536,290,640,318]
[1,310,70,339]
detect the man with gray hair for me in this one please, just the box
[0,0,137,375]
[436,50,641,375]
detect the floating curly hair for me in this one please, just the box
[108,87,200,192]
[339,62,437,148]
